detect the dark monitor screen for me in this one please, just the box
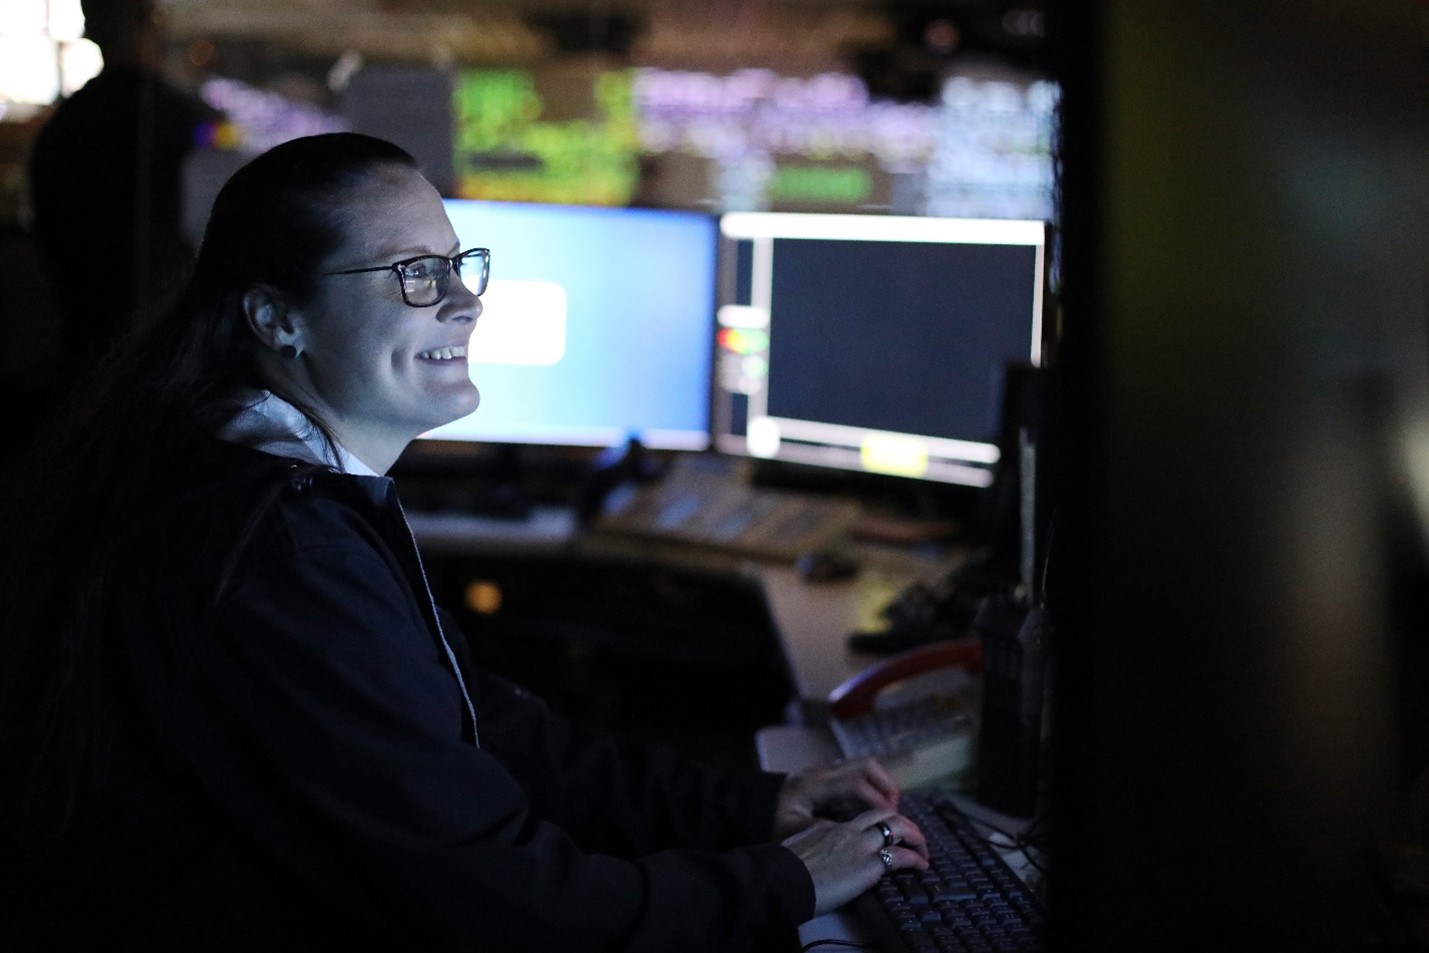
[424,199,718,450]
[712,213,1047,487]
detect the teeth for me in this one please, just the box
[418,346,466,360]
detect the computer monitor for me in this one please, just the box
[423,199,717,450]
[711,212,1048,488]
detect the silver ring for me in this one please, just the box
[878,848,894,870]
[875,821,894,848]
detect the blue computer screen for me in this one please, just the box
[424,199,717,450]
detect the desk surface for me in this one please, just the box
[757,546,966,701]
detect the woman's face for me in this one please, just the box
[291,164,482,464]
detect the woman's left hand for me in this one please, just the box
[773,756,901,840]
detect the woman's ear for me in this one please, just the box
[242,286,303,359]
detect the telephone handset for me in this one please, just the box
[827,640,983,720]
[825,639,984,791]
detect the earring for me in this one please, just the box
[278,344,299,360]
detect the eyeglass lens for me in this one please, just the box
[399,252,486,306]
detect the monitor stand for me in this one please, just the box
[572,435,666,526]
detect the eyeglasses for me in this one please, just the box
[322,247,490,307]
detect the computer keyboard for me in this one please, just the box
[852,790,1047,952]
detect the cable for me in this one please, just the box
[800,939,880,952]
[939,798,1052,886]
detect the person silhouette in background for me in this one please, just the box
[27,0,217,373]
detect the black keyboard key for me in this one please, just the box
[850,791,1047,953]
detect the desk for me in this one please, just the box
[405,506,580,556]
[757,544,967,702]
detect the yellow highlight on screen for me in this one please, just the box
[860,433,930,478]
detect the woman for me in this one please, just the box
[0,133,926,951]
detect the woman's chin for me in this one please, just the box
[427,386,480,432]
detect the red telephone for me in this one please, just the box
[827,638,984,720]
[824,638,984,790]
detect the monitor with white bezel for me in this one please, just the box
[711,212,1048,488]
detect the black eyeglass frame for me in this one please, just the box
[322,247,490,307]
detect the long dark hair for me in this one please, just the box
[0,132,418,835]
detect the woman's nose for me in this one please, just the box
[440,283,482,322]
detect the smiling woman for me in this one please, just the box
[236,160,486,473]
[0,132,929,952]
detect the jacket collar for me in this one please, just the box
[218,390,378,477]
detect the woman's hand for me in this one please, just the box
[782,808,930,915]
[774,756,901,839]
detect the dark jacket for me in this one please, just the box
[8,440,813,951]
